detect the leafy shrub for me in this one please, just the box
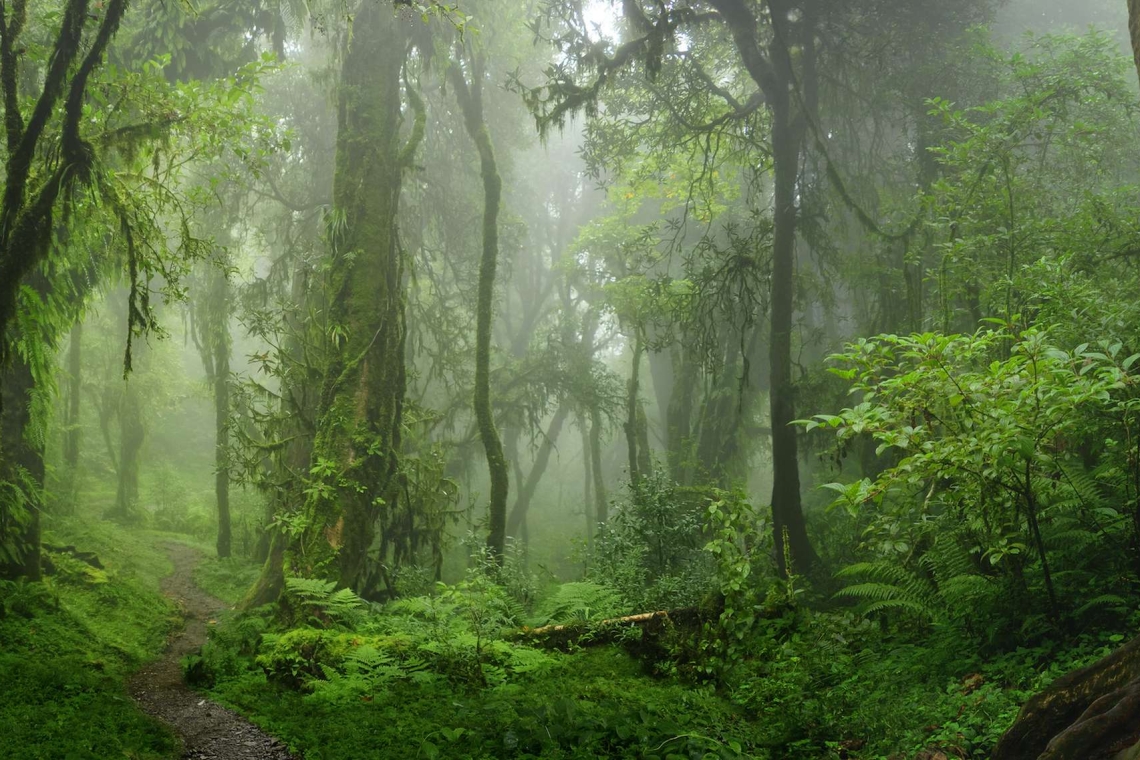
[592,472,718,610]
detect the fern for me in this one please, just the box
[1074,593,1129,618]
[283,576,364,628]
[530,582,627,627]
[835,562,941,624]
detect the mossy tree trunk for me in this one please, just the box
[193,259,233,558]
[0,0,126,572]
[0,349,42,581]
[298,2,423,592]
[449,49,509,563]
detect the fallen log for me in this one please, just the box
[512,606,707,650]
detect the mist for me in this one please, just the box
[3,1,1140,758]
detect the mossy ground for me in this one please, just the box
[0,517,180,760]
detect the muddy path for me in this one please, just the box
[128,542,295,760]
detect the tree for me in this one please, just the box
[297,2,425,591]
[449,41,510,563]
[192,254,234,558]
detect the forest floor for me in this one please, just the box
[128,543,294,760]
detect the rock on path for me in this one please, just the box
[128,542,295,760]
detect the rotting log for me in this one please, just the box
[512,607,706,650]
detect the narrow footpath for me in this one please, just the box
[128,543,295,760]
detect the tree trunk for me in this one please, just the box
[450,51,509,563]
[624,330,645,486]
[666,348,697,485]
[768,90,815,576]
[0,351,42,580]
[704,0,817,574]
[579,408,594,545]
[213,308,231,559]
[299,2,420,591]
[506,404,570,536]
[1129,0,1140,88]
[194,258,233,559]
[110,376,144,522]
[589,405,607,524]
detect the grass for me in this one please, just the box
[0,516,180,760]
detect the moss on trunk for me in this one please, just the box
[298,3,419,591]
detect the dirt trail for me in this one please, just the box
[128,542,295,760]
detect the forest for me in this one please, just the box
[7,0,1140,758]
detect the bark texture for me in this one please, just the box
[993,634,1140,760]
[299,2,419,591]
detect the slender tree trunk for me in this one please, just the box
[213,315,231,558]
[1129,0,1140,87]
[506,404,570,536]
[450,52,509,562]
[624,330,645,486]
[111,376,143,522]
[589,405,607,524]
[579,409,594,545]
[636,401,651,480]
[768,92,815,576]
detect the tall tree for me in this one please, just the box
[449,44,509,562]
[298,2,424,591]
[1129,0,1140,84]
[192,257,234,558]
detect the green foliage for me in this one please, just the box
[592,473,717,610]
[531,581,627,627]
[808,328,1140,633]
[210,645,758,760]
[281,576,365,629]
